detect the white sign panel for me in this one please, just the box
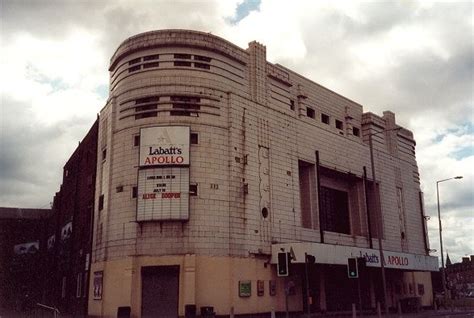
[137,167,189,221]
[140,126,190,167]
[272,242,439,272]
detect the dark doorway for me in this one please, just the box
[141,266,179,318]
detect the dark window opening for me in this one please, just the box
[102,148,107,160]
[174,61,192,67]
[129,65,141,72]
[194,62,210,70]
[261,207,269,219]
[129,58,141,65]
[290,100,295,110]
[98,195,104,211]
[132,186,138,198]
[299,160,315,229]
[143,62,160,69]
[306,107,315,119]
[135,96,159,104]
[321,113,330,124]
[193,55,212,62]
[143,54,159,61]
[174,54,192,59]
[135,112,157,120]
[336,120,343,130]
[172,103,200,110]
[189,184,198,196]
[170,96,200,103]
[135,105,158,112]
[320,186,350,234]
[170,110,197,117]
[353,127,360,137]
[116,186,124,193]
[190,133,199,144]
[134,135,140,147]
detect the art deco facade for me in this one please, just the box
[89,29,437,317]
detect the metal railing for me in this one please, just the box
[35,303,60,318]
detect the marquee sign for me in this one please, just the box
[139,126,190,167]
[271,242,439,272]
[137,167,190,221]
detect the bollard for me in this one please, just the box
[271,307,276,318]
[376,302,382,318]
[352,303,357,318]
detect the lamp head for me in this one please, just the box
[455,176,463,179]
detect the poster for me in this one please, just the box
[93,271,103,300]
[239,281,251,297]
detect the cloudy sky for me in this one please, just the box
[1,0,472,263]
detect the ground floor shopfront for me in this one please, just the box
[88,245,437,317]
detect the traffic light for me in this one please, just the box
[277,252,290,277]
[347,257,358,278]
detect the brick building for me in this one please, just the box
[43,119,98,316]
[89,30,437,317]
[446,255,474,298]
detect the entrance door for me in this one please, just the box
[141,266,179,318]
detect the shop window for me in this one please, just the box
[321,113,330,124]
[306,107,315,119]
[298,160,316,229]
[98,195,104,211]
[190,133,199,144]
[336,120,343,130]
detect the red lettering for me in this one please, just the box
[145,157,151,164]
[176,156,184,163]
[161,192,181,199]
[143,193,156,199]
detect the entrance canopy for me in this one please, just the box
[271,242,438,272]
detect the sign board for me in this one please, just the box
[239,280,251,297]
[271,242,439,272]
[93,271,103,300]
[139,126,190,167]
[137,167,189,221]
[14,241,39,255]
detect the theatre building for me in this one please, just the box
[89,29,437,317]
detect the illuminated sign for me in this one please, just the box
[137,167,189,221]
[139,126,190,167]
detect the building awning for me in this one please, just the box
[271,242,439,272]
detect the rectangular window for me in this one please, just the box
[135,112,157,120]
[128,57,141,65]
[170,110,194,116]
[134,135,140,147]
[321,113,330,124]
[143,54,159,61]
[174,53,191,59]
[135,96,159,104]
[298,160,315,229]
[116,186,124,193]
[102,148,107,160]
[132,186,138,198]
[98,194,104,211]
[170,96,200,103]
[193,55,212,62]
[336,120,343,130]
[190,133,199,144]
[189,184,198,196]
[353,127,360,137]
[76,272,82,298]
[96,223,103,245]
[143,62,160,69]
[320,186,350,234]
[174,61,192,67]
[129,65,141,72]
[172,103,200,110]
[306,107,315,119]
[290,100,295,110]
[135,105,158,112]
[83,272,88,297]
[194,62,210,69]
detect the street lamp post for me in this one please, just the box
[368,127,400,314]
[436,176,463,301]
